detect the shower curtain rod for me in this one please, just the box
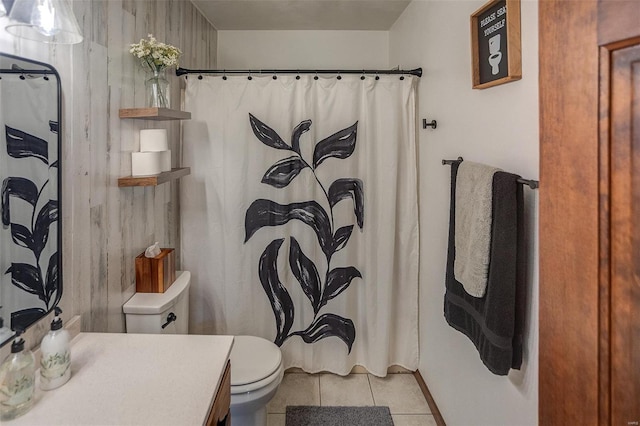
[176,67,422,77]
[442,157,539,189]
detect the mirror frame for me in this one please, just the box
[0,52,62,346]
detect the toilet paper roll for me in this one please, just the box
[140,129,168,152]
[160,150,171,172]
[132,152,163,176]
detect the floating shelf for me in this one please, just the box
[119,107,191,121]
[118,167,190,187]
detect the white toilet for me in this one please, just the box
[123,271,284,426]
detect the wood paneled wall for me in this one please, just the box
[0,0,217,338]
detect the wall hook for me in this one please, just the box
[423,119,437,129]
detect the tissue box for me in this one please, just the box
[135,248,176,293]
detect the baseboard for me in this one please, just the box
[414,370,446,426]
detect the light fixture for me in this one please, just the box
[5,0,83,44]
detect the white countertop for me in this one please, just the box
[7,332,234,426]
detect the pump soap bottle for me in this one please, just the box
[40,307,71,390]
[0,330,36,421]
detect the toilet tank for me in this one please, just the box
[123,271,190,334]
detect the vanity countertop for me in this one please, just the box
[7,332,234,425]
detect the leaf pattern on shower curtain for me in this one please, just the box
[244,114,364,353]
[258,239,295,346]
[2,125,60,331]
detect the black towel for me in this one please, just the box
[444,162,525,375]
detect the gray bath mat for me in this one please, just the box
[285,406,394,426]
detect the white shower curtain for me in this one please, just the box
[1,74,59,328]
[181,74,419,376]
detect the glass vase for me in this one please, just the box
[145,69,170,108]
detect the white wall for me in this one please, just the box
[217,30,388,69]
[389,1,539,425]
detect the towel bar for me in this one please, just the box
[442,157,539,189]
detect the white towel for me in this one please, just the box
[454,161,501,298]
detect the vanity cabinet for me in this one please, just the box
[118,107,192,187]
[207,361,231,426]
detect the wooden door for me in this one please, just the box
[540,1,640,424]
[608,41,640,425]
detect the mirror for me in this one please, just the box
[0,52,62,346]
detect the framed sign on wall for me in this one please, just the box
[471,0,521,89]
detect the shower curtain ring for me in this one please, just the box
[375,72,380,81]
[248,71,252,81]
[222,70,227,80]
[273,72,277,80]
[361,70,365,80]
[400,75,405,80]
[337,72,342,80]
[296,70,300,80]
[314,71,319,81]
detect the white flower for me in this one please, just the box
[129,34,182,71]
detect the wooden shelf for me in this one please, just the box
[118,167,190,187]
[119,107,191,121]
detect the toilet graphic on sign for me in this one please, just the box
[488,34,502,75]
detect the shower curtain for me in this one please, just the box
[1,73,59,330]
[181,74,419,376]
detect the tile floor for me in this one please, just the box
[266,372,437,426]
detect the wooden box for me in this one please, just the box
[135,248,176,293]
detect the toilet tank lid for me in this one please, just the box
[230,336,282,386]
[122,271,190,314]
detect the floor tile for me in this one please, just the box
[386,365,413,374]
[320,374,375,406]
[267,413,286,426]
[392,414,438,426]
[267,373,320,414]
[368,374,431,414]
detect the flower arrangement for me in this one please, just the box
[129,34,181,72]
[129,34,181,108]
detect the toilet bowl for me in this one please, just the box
[230,335,284,426]
[122,271,283,426]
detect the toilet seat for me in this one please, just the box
[230,335,283,394]
[231,362,283,394]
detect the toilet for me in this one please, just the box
[488,34,503,75]
[123,271,284,426]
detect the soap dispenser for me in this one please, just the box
[0,330,36,420]
[40,307,71,390]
